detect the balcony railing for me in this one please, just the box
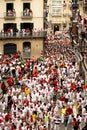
[4,11,16,19]
[51,13,62,17]
[0,31,47,38]
[63,1,67,6]
[21,10,33,19]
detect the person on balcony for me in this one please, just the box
[29,9,32,16]
[6,28,11,36]
[7,10,12,16]
[25,28,30,36]
[26,8,30,16]
[13,9,16,16]
[23,8,30,16]
[22,28,26,36]
[1,29,4,37]
[23,9,27,16]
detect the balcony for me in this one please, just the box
[68,1,72,8]
[63,11,67,16]
[0,31,47,39]
[51,13,62,17]
[63,1,67,6]
[4,11,16,20]
[21,10,33,19]
[68,11,72,17]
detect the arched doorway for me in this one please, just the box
[4,43,17,55]
[23,42,31,57]
[54,25,59,34]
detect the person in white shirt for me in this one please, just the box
[31,91,37,103]
[15,117,22,130]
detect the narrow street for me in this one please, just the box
[0,0,87,130]
[0,32,87,129]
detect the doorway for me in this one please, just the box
[6,3,13,12]
[23,42,31,57]
[21,23,33,34]
[23,3,30,10]
[4,43,17,55]
[3,23,17,36]
[54,25,59,34]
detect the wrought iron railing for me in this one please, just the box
[4,11,16,19]
[0,31,47,38]
[21,11,33,19]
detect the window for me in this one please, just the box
[63,23,67,28]
[3,23,17,36]
[52,0,62,16]
[52,0,62,7]
[6,3,15,16]
[6,3,14,11]
[23,3,30,10]
[20,23,33,33]
[52,7,62,16]
[23,3,32,16]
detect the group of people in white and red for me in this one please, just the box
[0,32,87,130]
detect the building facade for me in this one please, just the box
[47,0,72,33]
[70,0,87,85]
[0,0,46,59]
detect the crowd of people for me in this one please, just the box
[0,32,87,130]
[0,28,47,37]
